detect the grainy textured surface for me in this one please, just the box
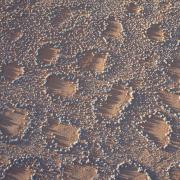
[0,0,179,179]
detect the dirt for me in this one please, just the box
[0,0,179,179]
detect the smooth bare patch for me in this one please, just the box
[127,3,143,14]
[169,50,180,86]
[100,85,132,118]
[37,46,60,65]
[169,166,180,180]
[45,75,77,97]
[79,51,108,74]
[45,119,79,147]
[160,90,180,112]
[5,166,32,180]
[141,117,170,147]
[64,165,97,180]
[2,63,24,81]
[0,108,28,137]
[118,166,148,180]
[103,16,123,39]
[147,24,166,42]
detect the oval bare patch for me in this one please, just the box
[2,62,24,81]
[147,24,166,42]
[45,74,77,97]
[118,166,149,180]
[79,51,108,74]
[0,108,28,137]
[103,16,123,39]
[127,3,143,14]
[45,119,79,148]
[160,90,180,112]
[168,50,180,87]
[141,117,170,147]
[5,166,32,180]
[64,165,97,180]
[37,46,60,65]
[99,85,133,118]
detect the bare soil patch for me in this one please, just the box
[140,116,170,147]
[37,46,60,65]
[45,74,77,97]
[103,16,123,39]
[5,166,32,180]
[118,166,148,180]
[160,90,180,112]
[99,84,132,118]
[45,119,79,148]
[147,24,166,42]
[0,108,28,137]
[2,63,24,81]
[79,51,108,74]
[127,2,143,14]
[64,165,97,180]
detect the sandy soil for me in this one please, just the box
[2,62,24,81]
[5,166,33,180]
[0,108,28,137]
[0,0,179,179]
[44,119,80,148]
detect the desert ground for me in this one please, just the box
[0,0,179,179]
